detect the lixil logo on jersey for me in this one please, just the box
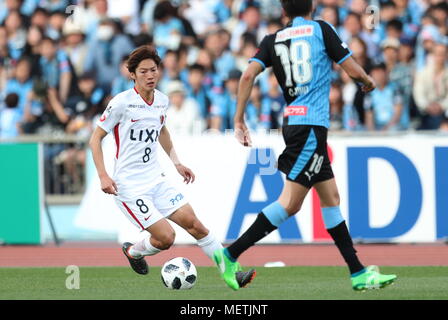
[130,129,160,143]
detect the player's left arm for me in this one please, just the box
[159,125,195,184]
[318,20,375,93]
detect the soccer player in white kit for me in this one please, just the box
[89,45,255,286]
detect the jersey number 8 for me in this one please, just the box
[275,40,312,87]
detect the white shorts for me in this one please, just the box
[114,179,188,230]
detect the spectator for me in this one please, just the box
[82,0,109,43]
[364,63,404,131]
[110,54,133,97]
[266,17,282,35]
[340,11,377,60]
[62,21,89,77]
[152,0,186,58]
[4,10,27,60]
[259,0,283,20]
[165,80,204,135]
[398,37,415,66]
[413,43,448,130]
[260,71,285,130]
[57,71,106,191]
[230,4,267,53]
[340,69,363,131]
[21,25,45,77]
[385,19,404,40]
[213,0,233,25]
[30,7,50,29]
[3,57,33,116]
[246,81,261,131]
[0,0,24,25]
[349,36,373,125]
[195,47,223,92]
[319,6,341,33]
[315,0,348,23]
[182,0,219,37]
[0,25,13,88]
[329,81,344,131]
[185,63,212,122]
[0,92,21,138]
[47,10,67,41]
[107,0,140,35]
[158,49,182,94]
[375,1,399,42]
[204,29,236,83]
[84,18,134,93]
[415,16,444,70]
[140,0,158,33]
[235,32,258,72]
[428,3,448,37]
[39,36,76,103]
[38,0,71,13]
[210,69,242,131]
[21,79,70,135]
[381,37,412,129]
[67,71,105,123]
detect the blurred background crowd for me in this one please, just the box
[0,0,447,141]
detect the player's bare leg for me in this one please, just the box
[169,204,256,288]
[314,178,397,290]
[123,219,175,275]
[277,180,310,215]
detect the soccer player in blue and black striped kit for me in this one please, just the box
[213,0,397,291]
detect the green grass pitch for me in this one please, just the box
[0,266,447,300]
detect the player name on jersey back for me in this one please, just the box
[275,25,314,42]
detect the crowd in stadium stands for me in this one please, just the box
[0,0,448,142]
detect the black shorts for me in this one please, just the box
[277,125,334,189]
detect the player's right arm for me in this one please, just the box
[89,98,124,195]
[89,126,118,195]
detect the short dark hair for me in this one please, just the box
[386,19,403,32]
[5,93,19,109]
[371,62,387,72]
[381,1,396,9]
[127,45,161,74]
[41,36,57,45]
[346,11,362,23]
[153,0,177,21]
[280,0,313,18]
[188,63,205,73]
[32,7,49,17]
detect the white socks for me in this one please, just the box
[128,233,223,260]
[197,232,223,260]
[128,237,161,258]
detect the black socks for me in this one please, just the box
[226,212,277,260]
[327,221,365,275]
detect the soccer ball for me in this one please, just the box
[161,257,197,290]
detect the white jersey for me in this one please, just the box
[97,87,169,197]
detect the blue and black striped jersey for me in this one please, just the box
[250,17,352,128]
